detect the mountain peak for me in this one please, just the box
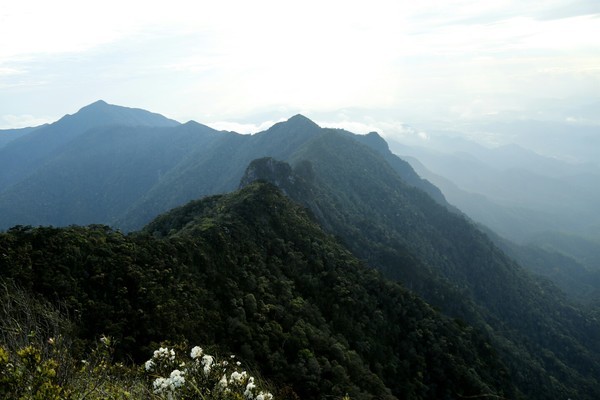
[286,114,320,128]
[257,114,321,141]
[363,131,389,152]
[89,99,109,107]
[76,99,110,112]
[66,100,179,128]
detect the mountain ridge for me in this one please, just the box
[0,102,447,232]
[0,181,518,399]
[0,100,180,191]
[2,101,600,398]
[238,155,600,399]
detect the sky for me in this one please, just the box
[1,0,599,147]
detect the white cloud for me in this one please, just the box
[1,0,599,132]
[1,114,53,129]
[206,119,284,134]
[0,67,23,76]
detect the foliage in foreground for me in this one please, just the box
[0,283,274,399]
[0,338,274,400]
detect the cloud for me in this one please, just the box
[1,114,53,129]
[533,0,600,20]
[206,119,284,134]
[0,66,23,76]
[1,0,599,133]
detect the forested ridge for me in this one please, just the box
[1,183,514,399]
[239,152,600,399]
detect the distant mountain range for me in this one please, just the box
[390,138,600,243]
[389,135,600,304]
[1,101,600,398]
[0,101,441,231]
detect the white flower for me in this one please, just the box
[190,346,203,359]
[229,370,247,385]
[145,359,154,371]
[202,354,214,375]
[153,377,170,394]
[256,391,273,400]
[153,370,185,394]
[244,377,256,399]
[218,373,228,390]
[153,347,176,362]
[169,369,185,388]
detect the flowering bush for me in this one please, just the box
[145,345,273,400]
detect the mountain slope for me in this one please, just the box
[403,155,567,241]
[241,153,600,399]
[396,139,600,304]
[0,100,179,191]
[116,115,328,231]
[119,117,449,231]
[0,109,449,232]
[389,138,600,242]
[0,182,516,400]
[0,121,218,228]
[0,126,40,149]
[486,227,600,305]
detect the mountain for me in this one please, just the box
[472,119,600,166]
[402,154,568,242]
[240,155,600,399]
[119,121,449,231]
[115,114,326,230]
[2,102,600,398]
[0,182,516,400]
[0,122,218,227]
[484,227,600,305]
[0,100,179,191]
[389,136,600,305]
[389,137,600,243]
[0,106,443,231]
[0,126,41,149]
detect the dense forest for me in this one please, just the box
[238,154,600,399]
[1,183,514,399]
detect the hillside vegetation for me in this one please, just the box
[1,183,514,399]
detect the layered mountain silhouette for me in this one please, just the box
[391,138,600,242]
[0,102,442,230]
[1,101,600,398]
[390,136,600,305]
[0,126,39,149]
[0,100,179,190]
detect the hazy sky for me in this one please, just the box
[1,0,599,141]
